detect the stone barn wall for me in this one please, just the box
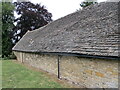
[14,51,119,88]
[14,51,58,75]
[60,56,119,88]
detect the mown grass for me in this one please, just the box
[0,60,2,89]
[2,60,65,88]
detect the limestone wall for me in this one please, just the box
[14,51,119,88]
[14,51,23,62]
[14,51,58,75]
[60,56,118,88]
[23,52,58,75]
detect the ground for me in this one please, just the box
[2,59,77,88]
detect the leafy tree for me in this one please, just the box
[80,0,97,8]
[0,2,2,57]
[12,1,52,44]
[2,2,15,58]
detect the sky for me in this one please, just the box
[13,0,107,20]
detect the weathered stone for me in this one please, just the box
[13,2,120,88]
[12,2,119,57]
[14,51,119,88]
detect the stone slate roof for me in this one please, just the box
[12,2,119,57]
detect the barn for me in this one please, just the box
[12,2,120,88]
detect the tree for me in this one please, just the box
[2,2,15,58]
[12,1,52,44]
[0,2,2,57]
[80,0,97,8]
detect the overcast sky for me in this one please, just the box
[13,0,107,20]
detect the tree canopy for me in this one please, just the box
[80,0,97,8]
[12,2,52,44]
[2,1,52,58]
[2,2,15,58]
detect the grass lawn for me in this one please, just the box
[2,60,70,88]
